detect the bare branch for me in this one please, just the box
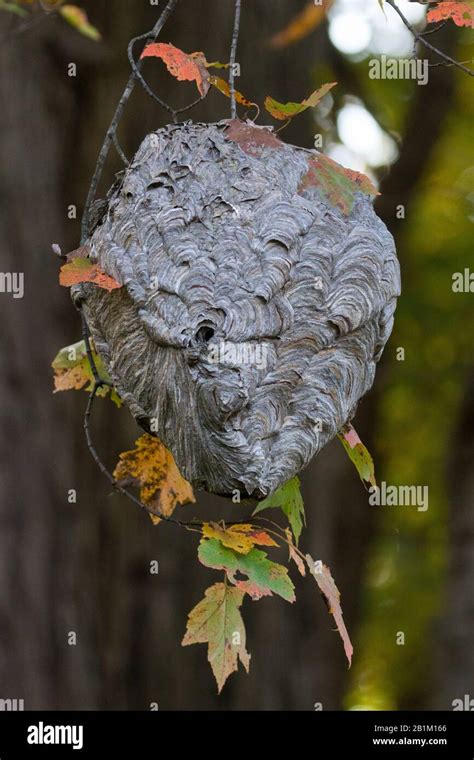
[80,0,180,243]
[229,0,242,119]
[386,0,474,78]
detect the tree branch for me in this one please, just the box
[229,0,242,119]
[386,0,474,78]
[80,0,179,243]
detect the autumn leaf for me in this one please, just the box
[182,582,250,693]
[52,339,122,406]
[208,76,256,109]
[113,433,195,524]
[225,119,283,157]
[59,4,101,40]
[285,528,306,577]
[306,553,353,667]
[338,423,376,488]
[299,153,379,215]
[252,476,306,544]
[59,246,121,292]
[202,522,278,554]
[269,0,333,48]
[427,1,474,28]
[198,538,295,602]
[141,42,210,96]
[264,82,337,121]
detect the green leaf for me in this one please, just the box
[198,538,295,603]
[252,476,306,544]
[0,1,28,17]
[182,582,250,693]
[338,423,376,487]
[264,82,337,121]
[59,4,101,41]
[299,153,379,216]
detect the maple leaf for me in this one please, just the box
[225,119,283,157]
[59,246,121,292]
[269,0,334,49]
[252,476,306,544]
[299,153,379,216]
[51,339,122,406]
[264,82,337,121]
[427,1,474,28]
[182,582,250,693]
[306,554,353,667]
[208,76,256,109]
[141,42,210,96]
[338,423,376,488]
[113,434,195,524]
[59,5,101,41]
[202,522,278,555]
[198,538,295,602]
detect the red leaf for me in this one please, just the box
[306,554,353,667]
[141,42,210,96]
[225,119,283,157]
[427,1,474,27]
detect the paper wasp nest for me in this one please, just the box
[78,120,400,499]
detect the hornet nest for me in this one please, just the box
[76,120,401,499]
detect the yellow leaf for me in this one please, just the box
[209,75,256,109]
[202,522,278,554]
[113,434,195,524]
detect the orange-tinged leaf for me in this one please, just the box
[59,257,121,292]
[209,75,255,109]
[202,522,278,554]
[113,434,195,524]
[182,582,250,693]
[299,153,379,215]
[265,82,337,121]
[53,363,88,392]
[59,4,101,41]
[141,42,210,96]
[233,580,273,600]
[269,0,333,48]
[427,1,474,28]
[306,553,353,667]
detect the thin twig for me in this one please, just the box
[112,132,129,166]
[127,32,176,116]
[80,0,179,243]
[229,0,242,119]
[386,0,474,78]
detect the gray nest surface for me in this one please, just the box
[77,120,400,499]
